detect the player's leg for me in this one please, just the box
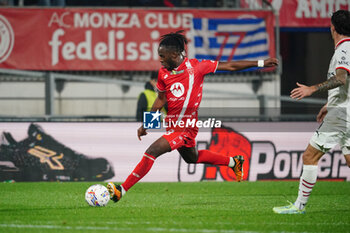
[294,142,350,210]
[197,149,244,181]
[293,144,324,210]
[122,136,171,190]
[108,136,171,202]
[294,124,350,209]
[177,146,198,163]
[273,120,342,214]
[178,146,244,182]
[342,137,350,167]
[273,144,324,214]
[344,154,350,167]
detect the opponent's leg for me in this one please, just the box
[178,147,244,181]
[273,144,323,214]
[108,136,171,202]
[344,154,350,167]
[294,144,324,210]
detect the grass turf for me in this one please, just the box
[0,181,349,233]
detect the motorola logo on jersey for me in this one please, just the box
[0,15,15,63]
[170,82,185,97]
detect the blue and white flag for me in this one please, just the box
[190,17,270,65]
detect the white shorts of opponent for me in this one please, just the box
[310,116,350,155]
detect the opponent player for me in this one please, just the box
[273,10,350,214]
[108,31,278,202]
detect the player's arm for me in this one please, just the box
[316,103,328,123]
[137,91,167,140]
[150,91,167,112]
[136,93,147,122]
[217,58,278,71]
[290,68,349,100]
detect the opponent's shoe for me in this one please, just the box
[232,155,244,182]
[273,201,306,214]
[107,182,122,202]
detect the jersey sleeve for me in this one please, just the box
[196,59,219,75]
[156,71,166,92]
[335,44,350,73]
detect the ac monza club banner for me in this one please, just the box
[240,0,350,27]
[0,8,275,71]
[0,122,348,182]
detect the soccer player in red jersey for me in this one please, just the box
[108,31,278,202]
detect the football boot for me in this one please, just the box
[107,182,123,202]
[232,155,244,182]
[273,201,306,214]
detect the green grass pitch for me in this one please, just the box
[0,181,349,233]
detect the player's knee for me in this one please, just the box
[182,156,197,164]
[302,153,312,164]
[145,137,171,157]
[145,145,170,158]
[345,157,350,167]
[178,147,198,164]
[302,152,319,165]
[145,147,161,158]
[302,144,324,165]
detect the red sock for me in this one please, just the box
[122,153,155,191]
[197,150,230,166]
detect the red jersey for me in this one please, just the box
[156,58,218,130]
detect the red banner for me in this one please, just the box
[240,0,350,27]
[0,8,275,71]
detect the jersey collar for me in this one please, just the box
[335,37,350,49]
[173,57,188,71]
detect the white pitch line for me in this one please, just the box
[1,221,348,233]
[0,224,265,233]
[103,221,350,226]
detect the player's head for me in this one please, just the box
[158,30,188,71]
[331,10,350,37]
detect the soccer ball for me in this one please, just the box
[85,184,110,207]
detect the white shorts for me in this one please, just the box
[310,119,350,155]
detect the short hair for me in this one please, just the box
[331,10,350,36]
[159,30,188,54]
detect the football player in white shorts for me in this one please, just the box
[273,10,350,214]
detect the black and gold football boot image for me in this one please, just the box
[0,123,114,182]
